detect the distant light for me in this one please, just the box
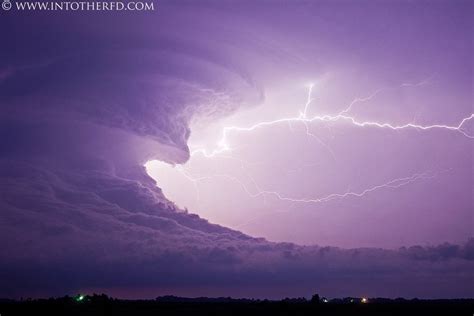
[361,297,368,303]
[322,298,328,303]
[75,295,85,302]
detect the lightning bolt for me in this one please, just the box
[176,165,437,205]
[191,82,473,158]
[233,172,438,230]
[156,80,473,211]
[245,171,438,204]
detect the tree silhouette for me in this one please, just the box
[311,294,320,304]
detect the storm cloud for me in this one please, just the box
[0,1,472,299]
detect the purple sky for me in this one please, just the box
[0,0,473,299]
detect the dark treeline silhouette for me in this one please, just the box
[1,294,473,315]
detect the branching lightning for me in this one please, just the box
[245,171,438,204]
[160,80,473,209]
[176,165,438,205]
[191,82,473,158]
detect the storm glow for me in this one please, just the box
[147,77,473,247]
[2,0,473,300]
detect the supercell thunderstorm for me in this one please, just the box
[1,0,473,299]
[149,80,473,241]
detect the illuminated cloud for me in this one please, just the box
[0,0,472,299]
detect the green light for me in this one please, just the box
[75,294,85,302]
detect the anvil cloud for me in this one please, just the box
[0,0,473,299]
